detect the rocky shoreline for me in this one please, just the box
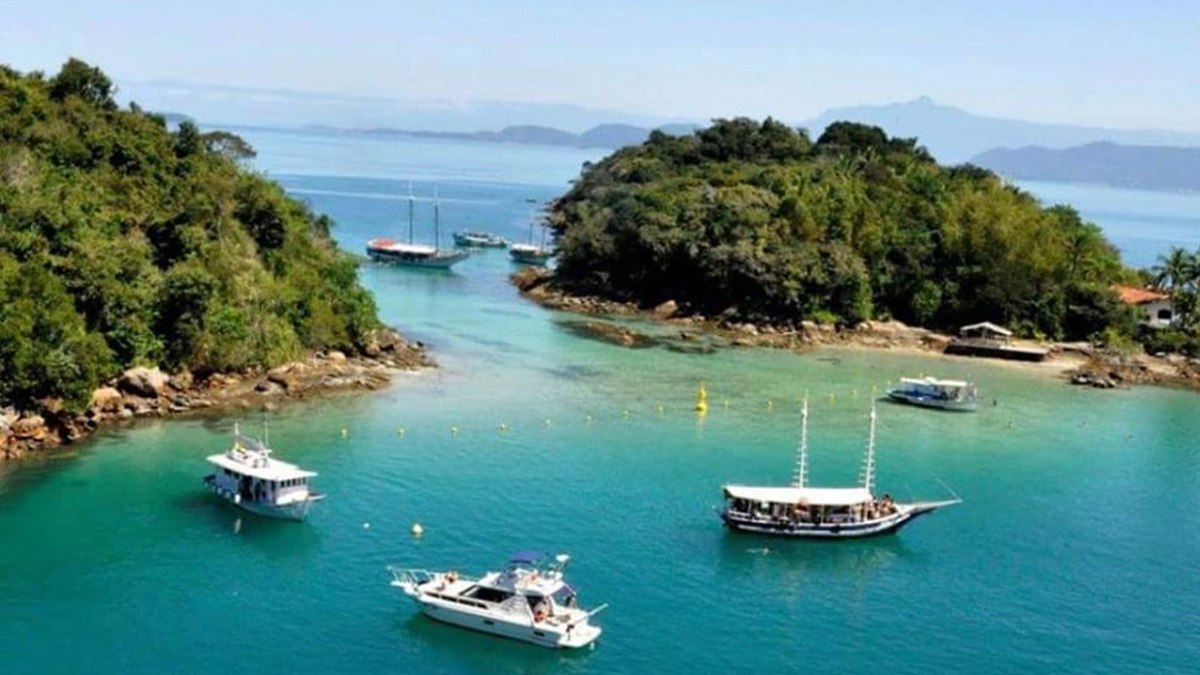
[511,268,1200,392]
[0,328,431,461]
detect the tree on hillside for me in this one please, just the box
[0,60,382,412]
[49,57,116,109]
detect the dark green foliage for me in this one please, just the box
[0,60,380,410]
[551,119,1131,339]
[48,58,116,109]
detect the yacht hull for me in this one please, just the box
[721,503,952,539]
[202,475,321,521]
[367,249,469,269]
[886,391,977,412]
[412,597,600,649]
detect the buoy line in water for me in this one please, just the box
[330,380,964,440]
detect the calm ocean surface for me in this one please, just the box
[1,128,1198,674]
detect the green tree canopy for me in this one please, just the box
[0,59,380,410]
[550,119,1133,340]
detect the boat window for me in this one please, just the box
[463,586,513,603]
[553,587,577,607]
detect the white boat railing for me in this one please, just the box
[388,567,436,587]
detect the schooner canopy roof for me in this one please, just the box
[723,485,873,506]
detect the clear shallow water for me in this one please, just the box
[2,131,1199,674]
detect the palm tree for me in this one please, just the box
[1150,247,1196,293]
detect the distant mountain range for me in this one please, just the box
[118,79,692,133]
[347,122,701,149]
[970,142,1200,192]
[801,97,1200,163]
[128,79,1200,188]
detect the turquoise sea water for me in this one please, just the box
[2,130,1199,674]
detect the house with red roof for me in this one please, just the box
[1113,285,1176,328]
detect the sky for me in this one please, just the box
[2,0,1199,132]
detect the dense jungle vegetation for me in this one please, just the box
[0,60,380,410]
[550,118,1141,340]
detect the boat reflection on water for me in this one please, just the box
[715,531,918,605]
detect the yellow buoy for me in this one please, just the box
[411,522,423,537]
[695,383,709,414]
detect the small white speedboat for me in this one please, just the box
[509,242,554,265]
[202,424,325,521]
[453,230,508,248]
[389,552,605,649]
[886,376,979,412]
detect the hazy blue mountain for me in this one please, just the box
[804,97,1200,163]
[971,141,1200,192]
[118,79,691,133]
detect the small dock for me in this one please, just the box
[943,322,1049,362]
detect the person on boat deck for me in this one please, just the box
[533,597,551,620]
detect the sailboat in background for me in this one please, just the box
[719,401,960,538]
[367,184,470,269]
[510,199,555,265]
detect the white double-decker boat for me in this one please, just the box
[720,402,960,539]
[389,551,606,649]
[202,424,325,521]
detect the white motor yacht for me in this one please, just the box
[202,424,325,521]
[389,552,605,649]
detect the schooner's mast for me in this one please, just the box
[792,397,810,488]
[407,180,415,244]
[858,404,878,493]
[434,188,441,252]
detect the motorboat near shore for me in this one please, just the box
[886,376,979,411]
[453,230,508,248]
[203,424,325,521]
[720,402,959,539]
[509,242,554,265]
[389,551,606,649]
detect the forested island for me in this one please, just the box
[0,60,422,456]
[545,118,1140,342]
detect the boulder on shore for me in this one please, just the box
[118,366,170,398]
[652,299,679,319]
[90,386,123,412]
[12,415,47,439]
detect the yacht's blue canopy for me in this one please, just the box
[509,550,546,564]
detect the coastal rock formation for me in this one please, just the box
[561,320,656,348]
[652,300,679,319]
[1,327,432,462]
[118,367,171,398]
